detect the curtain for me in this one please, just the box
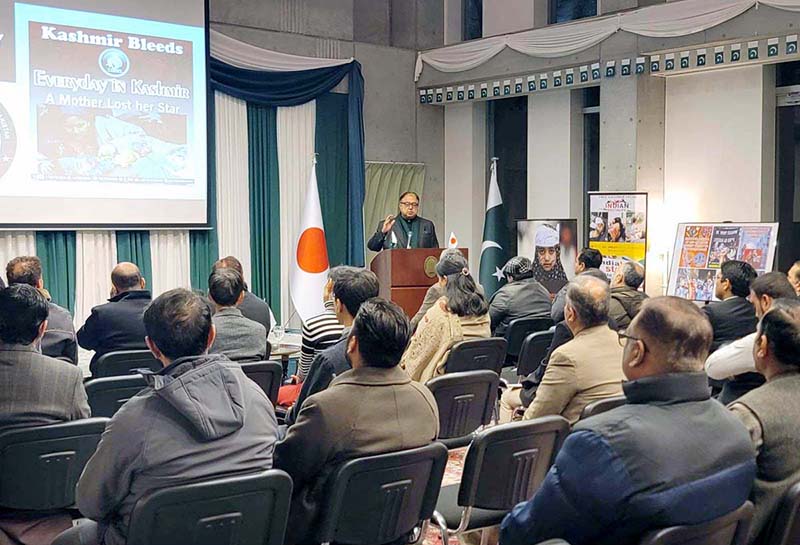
[248,104,282,321]
[74,232,117,330]
[215,92,253,283]
[151,231,191,296]
[0,233,36,281]
[364,162,426,261]
[277,101,316,324]
[35,232,76,313]
[190,96,219,291]
[315,92,349,267]
[115,232,153,288]
[346,65,366,267]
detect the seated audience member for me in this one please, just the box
[275,298,439,545]
[728,298,800,545]
[0,284,89,545]
[551,248,606,322]
[207,268,268,361]
[521,276,624,425]
[284,267,379,427]
[401,253,490,382]
[77,262,151,375]
[501,296,756,545]
[296,267,347,382]
[212,256,275,331]
[706,272,795,403]
[488,256,551,337]
[6,256,77,364]
[703,260,758,352]
[55,289,279,545]
[410,248,467,331]
[608,261,648,328]
[788,260,800,296]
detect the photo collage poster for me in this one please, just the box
[517,219,578,297]
[587,192,648,283]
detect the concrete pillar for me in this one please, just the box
[444,103,487,272]
[443,0,462,45]
[483,0,536,37]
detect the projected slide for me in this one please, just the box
[0,0,208,226]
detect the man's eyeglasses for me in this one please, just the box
[617,329,643,348]
[399,202,419,208]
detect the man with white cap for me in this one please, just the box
[489,256,552,337]
[530,224,569,295]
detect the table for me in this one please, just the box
[270,343,301,378]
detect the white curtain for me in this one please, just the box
[150,231,191,296]
[210,29,352,71]
[415,0,800,79]
[277,101,316,326]
[0,232,36,280]
[215,92,253,284]
[73,231,117,330]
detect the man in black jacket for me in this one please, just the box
[551,248,605,322]
[77,262,151,375]
[703,260,758,352]
[609,261,648,328]
[285,267,379,427]
[367,191,439,251]
[489,256,551,337]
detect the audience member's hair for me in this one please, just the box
[399,191,420,202]
[208,268,245,307]
[565,275,609,327]
[111,263,143,291]
[758,298,800,369]
[721,260,757,298]
[436,252,488,317]
[577,248,603,270]
[213,256,244,277]
[751,271,796,300]
[634,296,713,371]
[350,298,411,368]
[332,267,380,317]
[0,284,49,345]
[6,256,42,287]
[144,288,213,360]
[622,261,645,289]
[791,260,800,281]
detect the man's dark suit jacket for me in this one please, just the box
[42,301,78,365]
[77,290,151,375]
[702,296,757,352]
[366,216,439,251]
[239,291,274,332]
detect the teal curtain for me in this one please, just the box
[116,231,153,288]
[35,232,76,313]
[315,92,349,267]
[247,103,282,321]
[190,98,219,290]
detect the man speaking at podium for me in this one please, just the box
[367,191,439,251]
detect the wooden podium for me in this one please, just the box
[369,248,469,317]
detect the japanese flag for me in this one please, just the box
[448,232,458,249]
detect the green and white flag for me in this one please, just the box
[479,158,509,299]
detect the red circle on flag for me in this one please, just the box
[297,227,329,273]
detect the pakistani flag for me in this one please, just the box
[479,159,509,299]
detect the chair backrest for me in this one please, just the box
[94,349,161,378]
[457,416,570,511]
[505,317,554,360]
[126,469,292,545]
[579,395,628,420]
[639,502,753,545]
[426,370,499,441]
[86,375,148,418]
[761,480,800,545]
[0,418,109,510]
[240,361,283,406]
[316,442,449,545]
[516,329,555,377]
[445,338,507,374]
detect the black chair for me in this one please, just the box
[86,375,147,418]
[639,501,753,545]
[516,329,555,378]
[432,416,570,543]
[504,317,554,366]
[579,395,627,420]
[426,370,499,448]
[445,338,507,374]
[93,349,161,378]
[0,418,109,510]
[240,361,283,406]
[126,469,292,545]
[759,480,800,545]
[315,442,448,545]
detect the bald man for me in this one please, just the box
[608,261,648,328]
[77,262,152,375]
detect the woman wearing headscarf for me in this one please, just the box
[400,252,490,383]
[530,224,569,295]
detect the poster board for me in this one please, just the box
[667,222,779,302]
[517,219,578,296]
[587,192,648,282]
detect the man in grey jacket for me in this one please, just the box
[489,256,551,337]
[608,261,648,328]
[208,267,268,361]
[54,289,279,545]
